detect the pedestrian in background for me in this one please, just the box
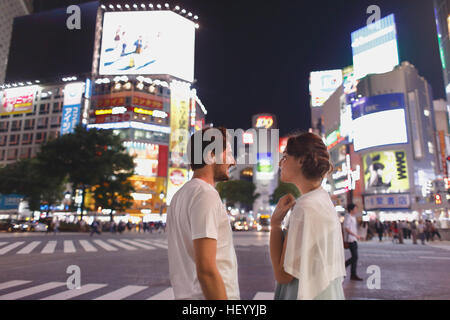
[391,222,399,243]
[418,220,426,245]
[411,220,418,245]
[344,204,363,281]
[53,219,60,235]
[397,221,404,244]
[375,219,384,242]
[90,219,101,236]
[425,220,432,242]
[431,221,442,241]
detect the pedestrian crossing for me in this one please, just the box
[0,238,169,256]
[0,237,270,256]
[0,279,274,300]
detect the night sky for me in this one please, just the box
[32,0,445,136]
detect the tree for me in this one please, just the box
[216,180,260,210]
[37,125,136,218]
[0,158,66,212]
[270,181,301,205]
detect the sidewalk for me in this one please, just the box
[426,240,450,251]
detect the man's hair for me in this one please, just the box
[188,127,228,171]
[347,203,356,212]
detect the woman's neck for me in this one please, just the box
[294,177,322,196]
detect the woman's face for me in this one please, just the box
[279,152,302,184]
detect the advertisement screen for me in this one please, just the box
[353,109,407,151]
[61,82,84,136]
[256,153,274,181]
[351,14,399,80]
[352,93,407,151]
[99,11,195,82]
[309,70,343,107]
[363,150,409,194]
[125,142,159,178]
[0,86,36,115]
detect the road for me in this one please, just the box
[0,231,449,300]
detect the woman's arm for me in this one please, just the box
[270,225,294,284]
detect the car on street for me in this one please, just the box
[29,221,48,232]
[0,219,23,232]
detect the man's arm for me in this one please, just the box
[193,238,227,300]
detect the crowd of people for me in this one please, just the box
[363,219,442,245]
[44,218,166,235]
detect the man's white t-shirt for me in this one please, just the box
[167,178,240,300]
[343,213,358,243]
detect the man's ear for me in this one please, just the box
[205,151,216,165]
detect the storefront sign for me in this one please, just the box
[364,193,410,210]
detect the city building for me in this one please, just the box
[0,2,205,222]
[434,0,450,102]
[0,0,32,83]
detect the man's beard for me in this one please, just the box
[213,165,230,182]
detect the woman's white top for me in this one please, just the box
[283,187,346,300]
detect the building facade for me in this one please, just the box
[0,0,32,83]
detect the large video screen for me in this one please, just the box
[99,11,195,82]
[309,70,343,107]
[353,109,408,151]
[363,150,410,193]
[351,14,399,80]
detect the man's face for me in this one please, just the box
[213,143,236,182]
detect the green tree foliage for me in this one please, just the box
[270,181,301,205]
[37,125,136,217]
[0,158,66,211]
[216,180,259,209]
[0,125,136,218]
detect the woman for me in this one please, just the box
[270,132,346,300]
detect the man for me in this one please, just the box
[343,203,363,281]
[375,218,384,242]
[167,127,240,300]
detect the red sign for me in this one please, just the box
[132,96,163,109]
[169,169,186,186]
[96,97,126,108]
[279,137,288,153]
[243,132,254,145]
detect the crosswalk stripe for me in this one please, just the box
[0,280,32,291]
[94,285,148,300]
[17,241,41,254]
[0,241,25,255]
[0,282,66,300]
[252,292,274,300]
[41,284,107,300]
[41,241,57,254]
[147,287,174,300]
[153,239,168,244]
[92,239,118,251]
[107,239,137,250]
[136,239,168,249]
[0,242,8,247]
[419,256,450,260]
[122,239,156,250]
[63,240,76,253]
[79,240,97,252]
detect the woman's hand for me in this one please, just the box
[271,194,296,227]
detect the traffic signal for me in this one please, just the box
[435,194,442,205]
[447,156,450,162]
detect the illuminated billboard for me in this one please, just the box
[125,142,159,178]
[0,86,37,115]
[309,70,343,107]
[167,81,192,204]
[352,93,408,151]
[61,82,84,135]
[99,11,195,82]
[351,14,399,80]
[256,153,274,181]
[363,150,409,194]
